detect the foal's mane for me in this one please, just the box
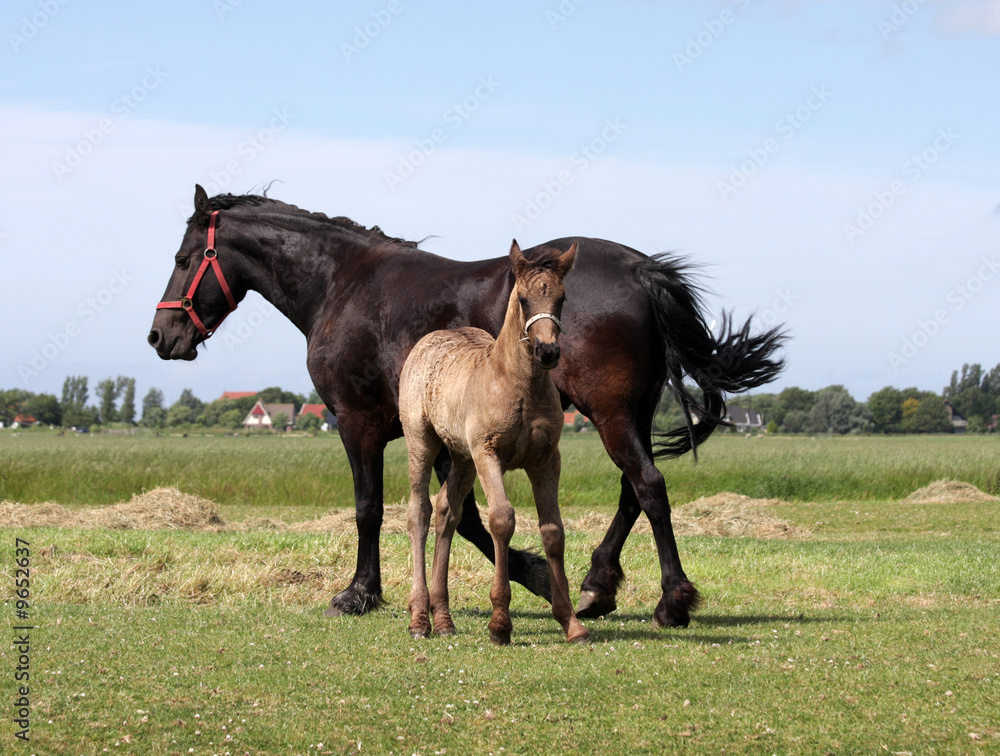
[200,192,419,248]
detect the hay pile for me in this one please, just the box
[671,493,808,538]
[0,487,225,530]
[0,487,807,539]
[904,479,998,504]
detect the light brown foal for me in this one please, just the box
[399,239,588,646]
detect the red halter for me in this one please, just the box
[156,210,237,338]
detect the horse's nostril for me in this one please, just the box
[147,329,161,348]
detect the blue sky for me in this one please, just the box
[2,0,999,407]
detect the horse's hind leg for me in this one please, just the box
[404,425,441,639]
[526,456,589,644]
[428,456,476,636]
[472,451,515,645]
[439,451,552,602]
[594,419,700,628]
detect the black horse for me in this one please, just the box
[148,185,785,628]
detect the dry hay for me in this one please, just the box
[671,493,808,538]
[0,487,225,531]
[0,487,807,539]
[904,479,998,504]
[288,503,409,534]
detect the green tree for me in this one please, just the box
[805,385,871,434]
[166,389,204,426]
[783,409,810,434]
[297,412,321,432]
[868,386,904,433]
[96,378,122,424]
[24,393,62,426]
[141,388,166,428]
[944,362,1000,431]
[118,378,136,425]
[219,408,245,430]
[773,386,816,428]
[271,412,290,431]
[901,392,952,433]
[61,375,93,428]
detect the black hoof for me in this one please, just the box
[576,590,617,619]
[324,585,384,617]
[652,581,701,629]
[511,549,552,602]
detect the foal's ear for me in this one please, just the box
[509,239,529,274]
[193,184,212,226]
[557,242,578,276]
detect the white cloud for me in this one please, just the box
[935,0,1000,35]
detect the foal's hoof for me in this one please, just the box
[576,590,617,619]
[489,630,511,646]
[409,628,430,640]
[567,630,591,645]
[433,625,457,637]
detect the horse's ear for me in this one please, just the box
[557,242,578,276]
[509,239,529,274]
[193,184,212,226]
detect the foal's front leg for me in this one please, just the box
[527,455,589,644]
[405,433,440,639]
[473,451,515,646]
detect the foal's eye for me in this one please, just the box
[518,296,527,307]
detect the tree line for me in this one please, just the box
[654,362,1000,435]
[0,377,324,432]
[4,361,998,435]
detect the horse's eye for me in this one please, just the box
[175,257,188,270]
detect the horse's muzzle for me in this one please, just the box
[147,327,198,361]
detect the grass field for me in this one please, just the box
[2,431,999,754]
[2,430,999,515]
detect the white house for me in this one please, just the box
[242,401,295,431]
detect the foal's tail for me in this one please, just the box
[633,253,787,460]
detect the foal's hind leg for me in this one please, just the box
[428,457,477,636]
[526,456,589,644]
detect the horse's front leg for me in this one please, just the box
[472,451,515,646]
[437,450,552,602]
[526,453,589,644]
[577,471,640,619]
[325,420,388,617]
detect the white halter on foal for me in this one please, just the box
[520,312,564,342]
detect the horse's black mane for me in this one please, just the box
[204,192,418,248]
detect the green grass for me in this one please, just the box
[2,431,999,515]
[5,525,1000,754]
[2,431,1000,753]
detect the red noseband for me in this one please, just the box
[156,210,237,338]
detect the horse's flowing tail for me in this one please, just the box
[633,253,787,460]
